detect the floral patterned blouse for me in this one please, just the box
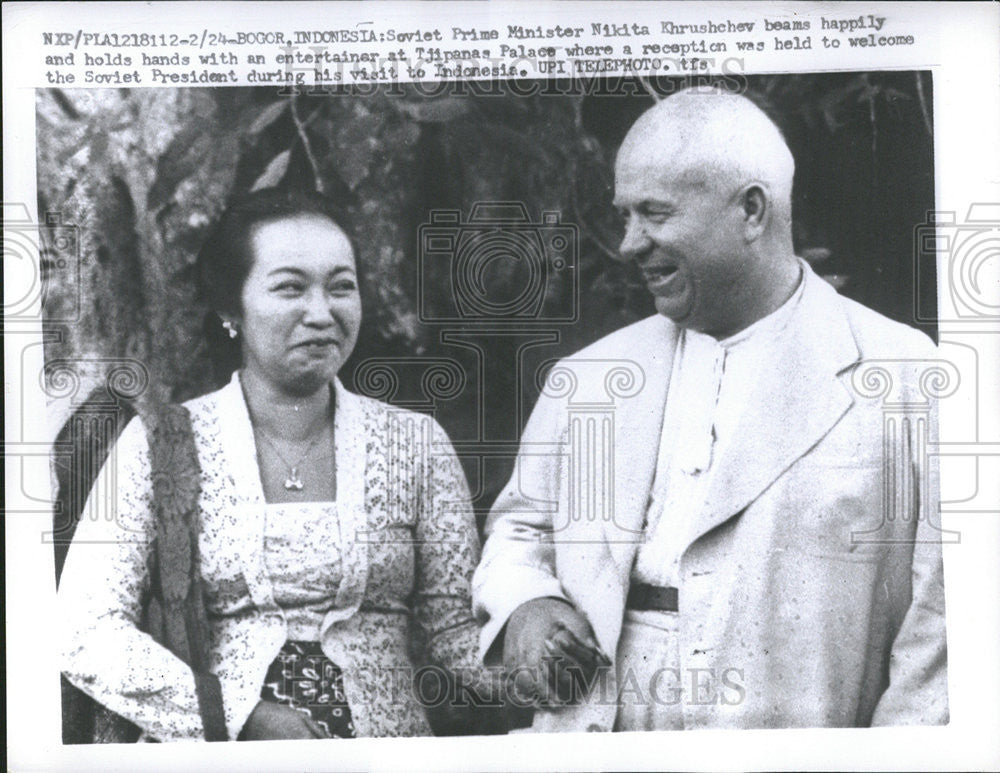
[58,372,484,741]
[263,502,346,641]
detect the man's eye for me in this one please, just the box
[642,208,670,222]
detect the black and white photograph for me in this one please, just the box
[4,2,999,771]
[37,70,946,737]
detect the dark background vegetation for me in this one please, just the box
[37,72,936,526]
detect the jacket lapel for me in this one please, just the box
[214,372,276,611]
[679,266,861,555]
[321,380,370,632]
[603,316,678,572]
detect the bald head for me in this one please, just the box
[612,88,803,337]
[618,88,795,224]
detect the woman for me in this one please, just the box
[58,188,487,741]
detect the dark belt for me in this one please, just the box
[627,583,679,612]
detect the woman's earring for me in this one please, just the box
[222,320,238,339]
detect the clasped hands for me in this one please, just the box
[240,597,609,736]
[503,597,611,708]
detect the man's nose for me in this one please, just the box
[617,218,651,262]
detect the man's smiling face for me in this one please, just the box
[613,142,752,338]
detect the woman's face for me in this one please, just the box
[236,214,361,397]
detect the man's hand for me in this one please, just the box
[503,597,611,708]
[239,701,330,741]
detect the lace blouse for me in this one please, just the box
[263,502,346,641]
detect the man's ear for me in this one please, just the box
[740,184,768,241]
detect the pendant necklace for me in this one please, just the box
[258,427,328,491]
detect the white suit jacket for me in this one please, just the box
[473,264,948,731]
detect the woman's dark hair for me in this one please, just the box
[197,187,357,319]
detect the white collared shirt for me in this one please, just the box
[632,264,806,588]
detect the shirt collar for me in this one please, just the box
[715,258,807,349]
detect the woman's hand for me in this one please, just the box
[239,701,330,741]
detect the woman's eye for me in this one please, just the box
[273,282,304,294]
[329,279,357,294]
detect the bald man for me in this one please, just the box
[473,89,947,731]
